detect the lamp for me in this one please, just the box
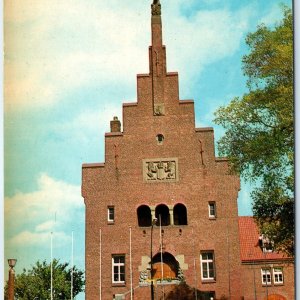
[7,258,17,300]
[8,259,17,268]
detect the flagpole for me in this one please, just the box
[159,215,165,300]
[51,231,53,300]
[192,227,198,300]
[99,229,102,300]
[129,226,133,300]
[71,231,74,300]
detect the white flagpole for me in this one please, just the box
[159,215,165,300]
[51,231,53,300]
[99,229,102,300]
[71,231,74,300]
[192,227,198,300]
[129,226,133,300]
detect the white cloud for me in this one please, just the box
[5,174,83,247]
[4,1,252,111]
[35,221,56,232]
[4,0,149,111]
[10,230,70,248]
[163,7,251,92]
[259,4,285,26]
[52,104,122,147]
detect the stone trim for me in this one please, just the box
[82,163,105,168]
[105,132,123,137]
[215,157,229,162]
[143,158,179,182]
[179,100,194,104]
[195,127,214,132]
[123,102,138,107]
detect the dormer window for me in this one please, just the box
[258,234,274,252]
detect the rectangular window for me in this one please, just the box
[208,202,216,218]
[261,268,271,285]
[201,251,215,280]
[112,255,125,284]
[108,206,115,223]
[273,267,284,284]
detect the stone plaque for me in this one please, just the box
[154,103,165,116]
[143,158,178,182]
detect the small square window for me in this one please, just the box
[261,268,271,285]
[273,267,284,285]
[108,206,115,223]
[208,202,216,218]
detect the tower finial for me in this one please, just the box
[151,0,161,16]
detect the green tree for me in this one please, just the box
[4,259,85,300]
[214,7,293,255]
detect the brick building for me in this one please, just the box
[81,2,294,300]
[238,217,294,300]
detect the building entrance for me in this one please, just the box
[152,252,179,280]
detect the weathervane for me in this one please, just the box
[151,0,161,16]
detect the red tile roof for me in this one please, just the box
[238,216,288,262]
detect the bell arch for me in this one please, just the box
[137,205,152,227]
[173,203,187,225]
[155,204,170,226]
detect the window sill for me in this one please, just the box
[209,217,216,220]
[274,283,284,286]
[107,221,115,225]
[112,283,126,287]
[201,279,216,284]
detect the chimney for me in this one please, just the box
[110,116,121,132]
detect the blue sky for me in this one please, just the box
[3,0,292,299]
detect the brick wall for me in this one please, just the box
[240,262,294,300]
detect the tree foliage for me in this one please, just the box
[4,259,85,300]
[214,7,293,255]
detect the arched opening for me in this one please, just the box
[156,133,164,144]
[174,203,188,225]
[152,252,179,280]
[155,204,170,226]
[137,205,152,227]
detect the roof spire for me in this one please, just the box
[151,0,161,16]
[150,0,166,115]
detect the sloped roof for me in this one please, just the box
[238,216,288,262]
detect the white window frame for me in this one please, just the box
[112,255,125,284]
[200,251,215,280]
[261,268,271,285]
[208,202,216,218]
[108,206,115,223]
[273,267,284,285]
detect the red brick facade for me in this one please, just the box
[238,217,294,300]
[82,3,294,300]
